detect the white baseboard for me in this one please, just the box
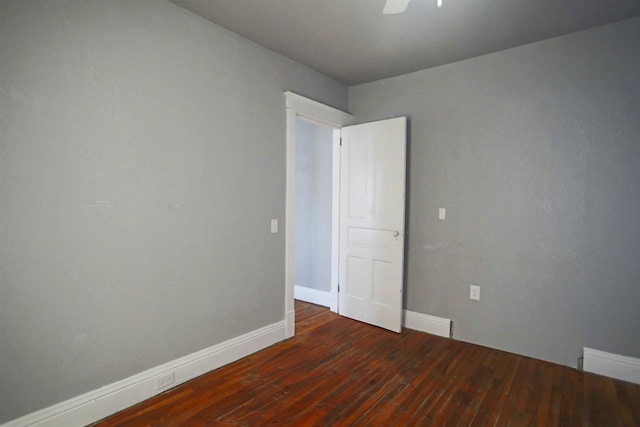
[403,310,451,338]
[294,285,331,308]
[2,321,286,427]
[583,347,640,385]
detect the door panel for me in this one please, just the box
[347,138,367,218]
[346,255,367,300]
[338,117,406,333]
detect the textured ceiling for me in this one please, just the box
[171,0,640,85]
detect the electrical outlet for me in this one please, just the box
[470,285,480,301]
[156,371,175,390]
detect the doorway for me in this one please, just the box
[284,92,407,336]
[284,92,352,337]
[293,118,335,308]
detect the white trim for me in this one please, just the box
[583,347,640,385]
[294,285,332,308]
[330,129,341,313]
[284,92,352,128]
[403,310,452,338]
[286,309,295,338]
[284,92,352,338]
[285,107,297,339]
[2,322,286,427]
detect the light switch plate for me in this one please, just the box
[470,285,480,301]
[270,219,278,233]
[439,208,446,220]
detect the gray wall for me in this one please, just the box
[294,119,333,292]
[350,17,640,367]
[0,0,346,422]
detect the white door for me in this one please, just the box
[338,117,407,333]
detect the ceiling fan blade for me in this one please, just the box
[383,0,410,15]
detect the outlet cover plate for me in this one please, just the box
[156,371,175,390]
[470,285,480,301]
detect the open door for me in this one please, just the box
[338,117,407,333]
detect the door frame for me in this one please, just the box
[284,91,352,338]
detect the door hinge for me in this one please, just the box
[338,284,340,292]
[339,138,342,146]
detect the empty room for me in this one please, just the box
[1,0,639,426]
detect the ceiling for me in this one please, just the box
[170,0,640,86]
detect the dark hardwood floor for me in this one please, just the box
[93,301,640,426]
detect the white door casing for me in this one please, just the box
[338,117,407,333]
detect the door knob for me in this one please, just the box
[392,230,400,237]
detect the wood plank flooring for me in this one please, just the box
[93,301,640,426]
